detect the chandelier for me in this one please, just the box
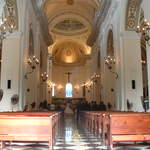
[104,55,116,69]
[27,55,39,70]
[24,55,40,79]
[41,72,48,82]
[136,19,150,46]
[0,0,16,41]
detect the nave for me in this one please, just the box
[1,114,150,150]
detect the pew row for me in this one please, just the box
[0,112,62,150]
[80,111,150,150]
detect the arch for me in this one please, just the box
[105,28,116,109]
[141,36,148,99]
[107,29,114,56]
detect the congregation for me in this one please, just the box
[24,100,110,112]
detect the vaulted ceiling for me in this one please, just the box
[43,0,100,65]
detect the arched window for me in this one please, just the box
[66,83,73,97]
[52,84,55,97]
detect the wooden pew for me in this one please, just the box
[103,112,150,150]
[0,112,61,150]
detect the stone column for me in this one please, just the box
[120,32,143,111]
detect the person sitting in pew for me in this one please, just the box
[23,105,29,111]
[107,102,112,110]
[31,102,36,111]
[98,101,107,111]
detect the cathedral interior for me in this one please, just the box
[0,0,150,149]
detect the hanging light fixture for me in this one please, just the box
[41,72,49,82]
[0,0,16,41]
[24,55,40,79]
[104,55,116,69]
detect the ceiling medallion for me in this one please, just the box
[67,0,74,5]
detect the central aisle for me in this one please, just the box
[53,115,106,150]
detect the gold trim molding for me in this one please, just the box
[125,0,142,31]
[4,0,18,30]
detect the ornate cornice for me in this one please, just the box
[125,0,142,31]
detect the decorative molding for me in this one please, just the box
[125,0,142,31]
[54,19,85,31]
[5,0,18,30]
[48,11,92,28]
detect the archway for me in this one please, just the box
[105,29,116,110]
[139,8,149,111]
[141,36,149,100]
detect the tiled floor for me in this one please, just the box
[53,115,106,150]
[3,115,150,149]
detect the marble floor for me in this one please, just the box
[3,115,150,150]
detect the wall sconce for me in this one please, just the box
[141,60,146,65]
[136,18,150,46]
[104,56,118,79]
[104,55,115,69]
[27,55,39,69]
[47,80,52,87]
[57,84,63,90]
[25,55,39,79]
[91,73,100,81]
[41,72,48,82]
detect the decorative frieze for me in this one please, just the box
[4,0,18,30]
[125,0,142,31]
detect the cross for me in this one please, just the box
[65,72,72,83]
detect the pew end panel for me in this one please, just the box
[0,113,59,150]
[106,113,150,150]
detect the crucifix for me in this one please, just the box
[65,72,72,83]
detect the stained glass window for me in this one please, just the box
[66,83,72,97]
